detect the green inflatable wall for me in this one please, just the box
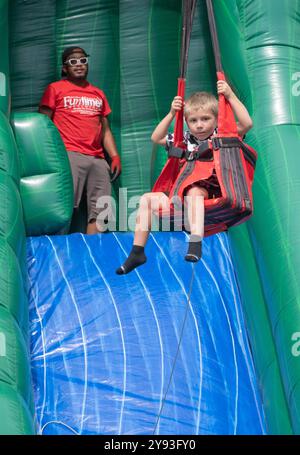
[0,0,35,435]
[11,113,73,236]
[214,0,300,433]
[0,0,299,434]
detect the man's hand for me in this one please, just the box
[110,155,122,182]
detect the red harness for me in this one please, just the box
[152,72,257,237]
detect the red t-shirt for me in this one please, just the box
[40,79,111,157]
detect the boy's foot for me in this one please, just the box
[116,245,147,275]
[185,235,202,262]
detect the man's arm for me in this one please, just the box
[102,117,118,157]
[38,105,54,119]
[102,117,121,181]
[217,81,253,137]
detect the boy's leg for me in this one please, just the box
[86,157,111,234]
[116,192,169,274]
[133,192,168,246]
[184,186,208,262]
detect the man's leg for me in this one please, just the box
[86,220,99,234]
[67,151,88,217]
[86,157,111,234]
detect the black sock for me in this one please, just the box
[116,245,147,275]
[185,235,202,262]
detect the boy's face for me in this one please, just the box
[185,108,217,140]
[63,50,89,80]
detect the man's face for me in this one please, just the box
[63,50,88,80]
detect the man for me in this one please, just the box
[39,46,121,234]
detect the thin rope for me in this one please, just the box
[153,263,196,435]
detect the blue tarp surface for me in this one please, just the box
[27,231,266,435]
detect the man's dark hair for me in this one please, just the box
[61,46,88,65]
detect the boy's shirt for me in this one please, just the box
[40,79,111,158]
[165,129,217,153]
[165,129,220,196]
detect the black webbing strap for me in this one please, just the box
[167,145,185,159]
[211,137,240,149]
[230,147,252,211]
[180,0,197,78]
[206,0,222,72]
[227,147,244,211]
[168,137,256,168]
[239,142,257,168]
[212,137,257,168]
[218,147,234,207]
[167,140,212,161]
[219,146,252,212]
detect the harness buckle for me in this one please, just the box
[212,137,222,150]
[187,151,195,161]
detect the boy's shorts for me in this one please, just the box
[193,172,222,199]
[67,151,111,223]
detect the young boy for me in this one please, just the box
[116,80,252,275]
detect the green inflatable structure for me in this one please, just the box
[0,0,299,434]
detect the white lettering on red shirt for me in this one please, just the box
[40,79,111,157]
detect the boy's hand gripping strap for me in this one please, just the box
[216,71,238,137]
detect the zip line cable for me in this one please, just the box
[152,0,198,435]
[153,264,196,435]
